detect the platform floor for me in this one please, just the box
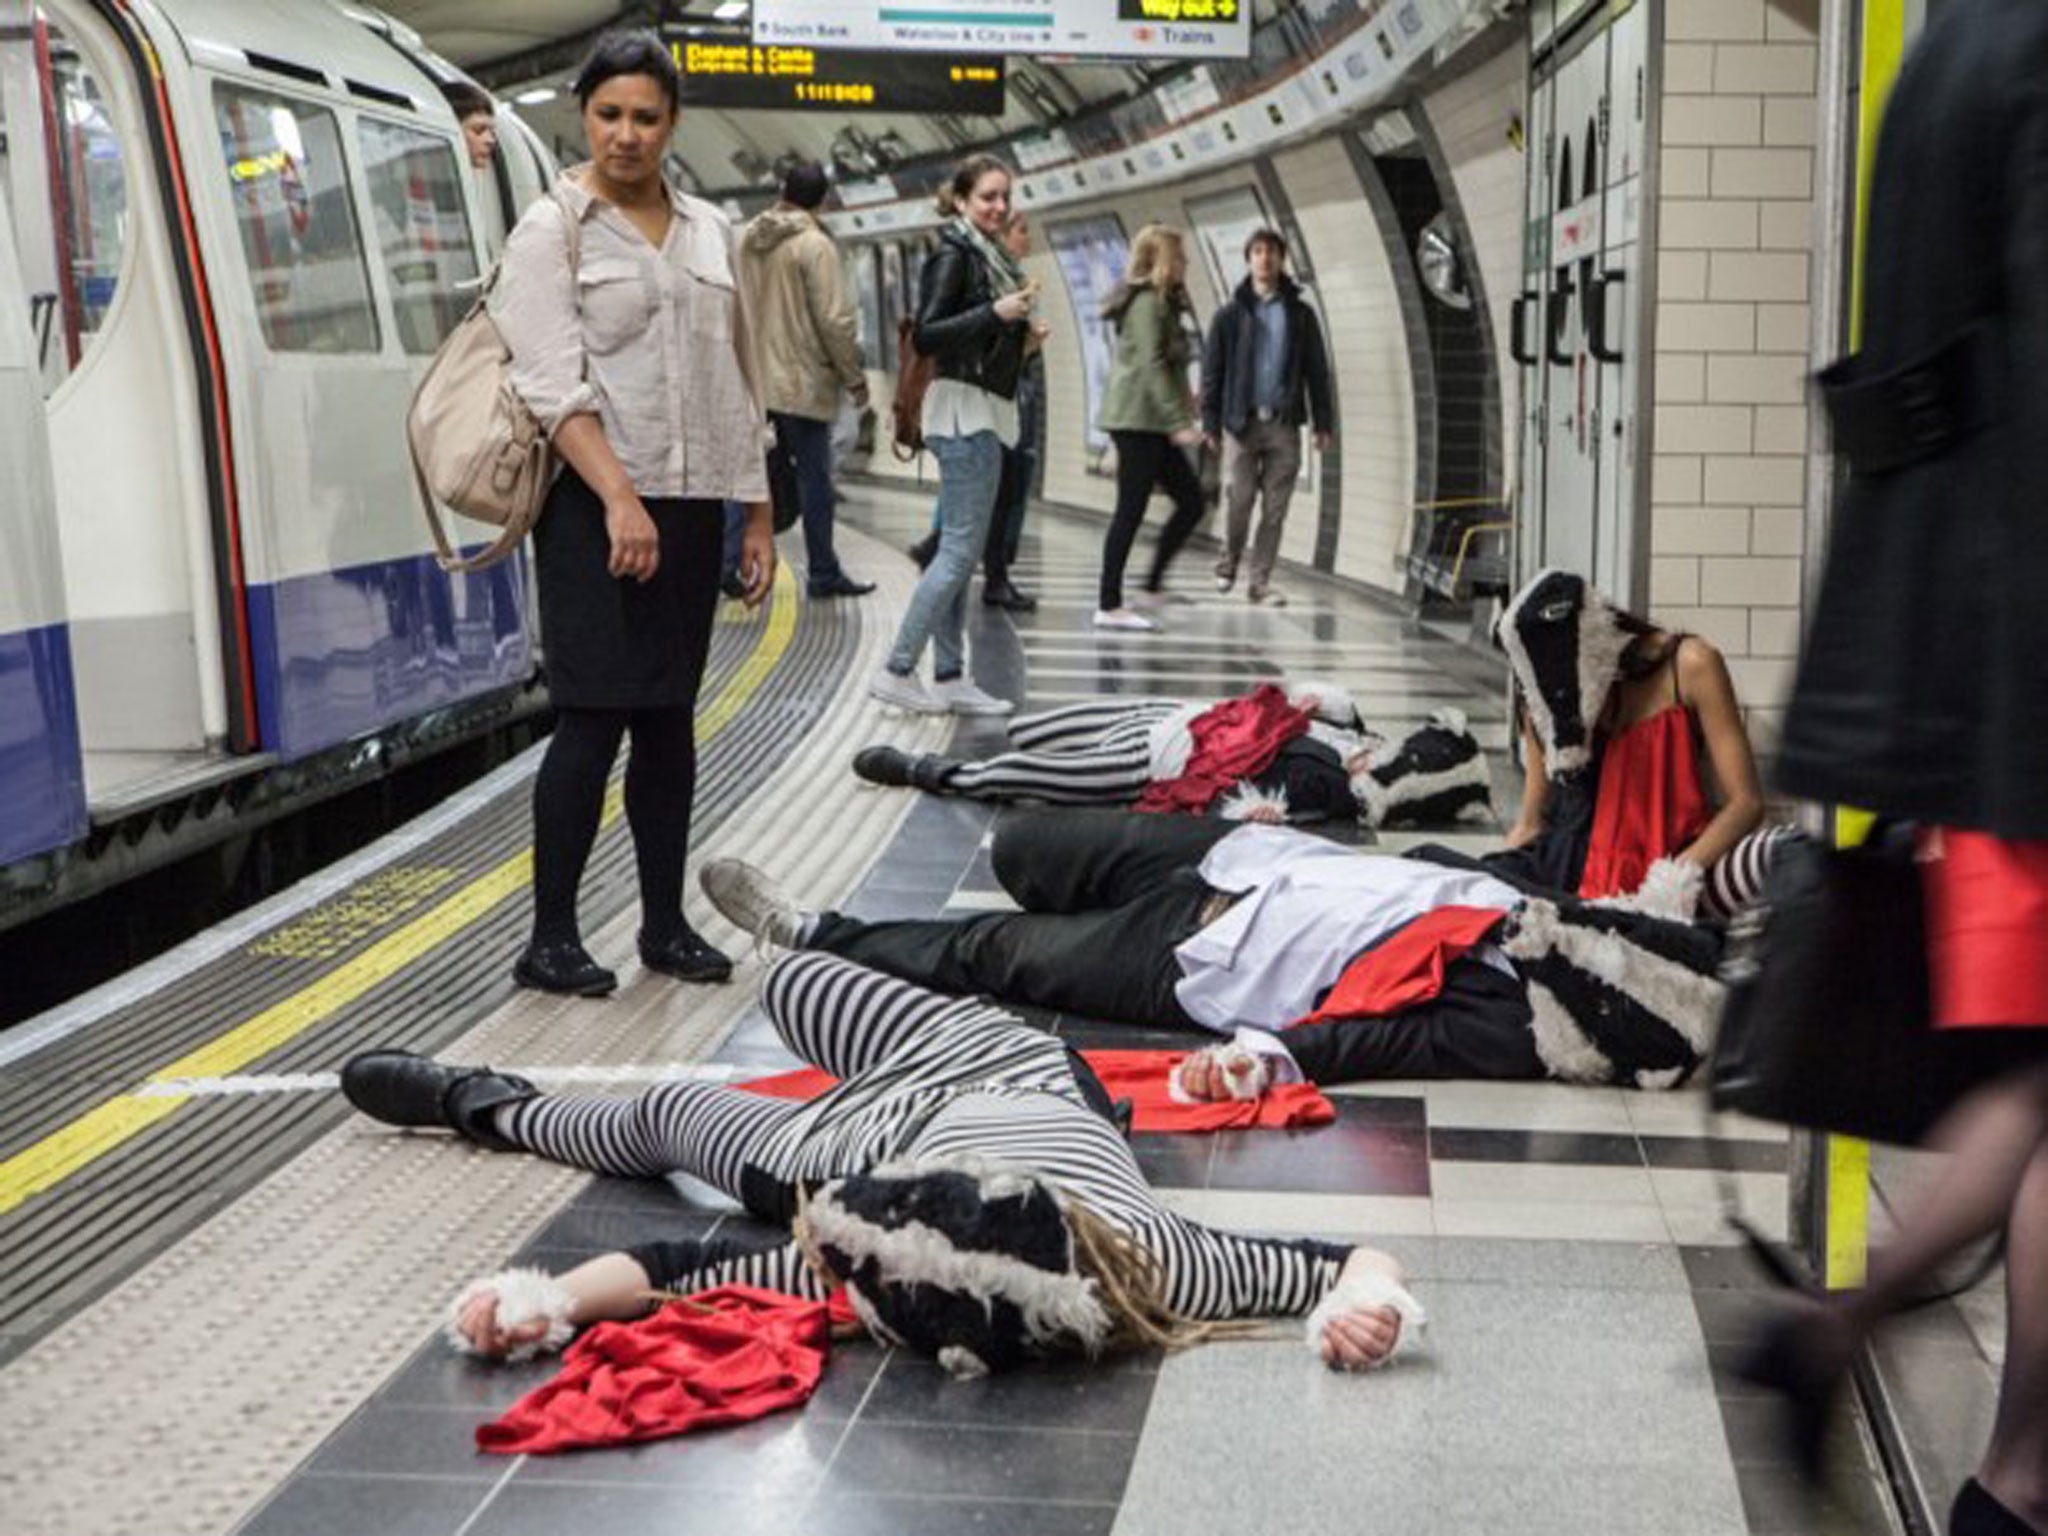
[0,486,1901,1536]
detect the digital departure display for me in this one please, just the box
[663,26,1005,114]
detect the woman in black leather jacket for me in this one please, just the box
[868,155,1035,718]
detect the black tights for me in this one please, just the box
[1100,429,1205,611]
[531,706,698,948]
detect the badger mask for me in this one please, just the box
[1498,569,1634,780]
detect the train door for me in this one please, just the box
[0,173,86,864]
[0,0,235,787]
[1514,0,1647,607]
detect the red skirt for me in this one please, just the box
[1922,829,2048,1029]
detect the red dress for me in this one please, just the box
[1921,829,2048,1029]
[1576,701,1710,901]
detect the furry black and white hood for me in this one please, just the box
[798,1156,1111,1378]
[1498,570,1635,780]
[1352,708,1494,828]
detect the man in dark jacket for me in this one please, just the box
[1200,229,1335,606]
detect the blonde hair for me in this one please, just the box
[1125,224,1188,291]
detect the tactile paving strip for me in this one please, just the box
[0,528,961,1536]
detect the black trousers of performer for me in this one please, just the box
[809,810,1231,1028]
[1100,430,1206,611]
[1281,960,1539,1083]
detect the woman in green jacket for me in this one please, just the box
[1094,225,1204,632]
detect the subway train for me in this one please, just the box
[0,0,554,898]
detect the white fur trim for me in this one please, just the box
[1168,1041,1272,1103]
[1503,897,1727,1068]
[1350,768,1391,827]
[1288,679,1361,728]
[1591,857,1703,924]
[1499,570,1632,779]
[1304,1270,1428,1368]
[1635,1066,1687,1091]
[804,1157,1113,1354]
[1521,979,1616,1084]
[1429,706,1469,734]
[447,1268,577,1362]
[1376,754,1492,812]
[1219,783,1291,823]
[937,1345,991,1379]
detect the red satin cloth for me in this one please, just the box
[476,1286,851,1455]
[1293,905,1508,1027]
[1922,828,2048,1029]
[1578,705,1709,900]
[739,1052,1335,1133]
[1136,684,1310,815]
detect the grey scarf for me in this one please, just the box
[948,214,1025,298]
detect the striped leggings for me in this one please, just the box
[1700,824,1796,923]
[492,951,1077,1200]
[944,698,1182,804]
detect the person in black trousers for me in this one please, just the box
[492,32,775,996]
[1093,225,1206,632]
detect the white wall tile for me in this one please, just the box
[1714,43,1818,95]
[1651,556,1702,606]
[1661,199,1760,250]
[1704,453,1806,505]
[1656,404,1755,454]
[1653,453,1703,502]
[1663,95,1763,147]
[1762,98,1817,149]
[1750,508,1805,557]
[1657,302,1759,353]
[1662,147,1714,198]
[1748,605,1803,655]
[1765,0,1822,40]
[1709,250,1811,303]
[1706,354,1806,405]
[1701,555,1802,606]
[1712,147,1815,199]
[1754,302,1813,352]
[1656,355,1706,404]
[1668,0,1766,42]
[1666,43,1717,94]
[1727,652,1797,707]
[1653,605,1753,653]
[1752,403,1810,454]
[1654,506,1753,556]
[1659,249,1710,301]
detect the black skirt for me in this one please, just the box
[533,469,725,711]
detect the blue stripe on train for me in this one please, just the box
[245,546,533,761]
[0,622,87,865]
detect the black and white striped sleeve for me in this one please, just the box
[626,1235,830,1301]
[1138,1213,1351,1320]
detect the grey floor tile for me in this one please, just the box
[528,1201,719,1253]
[802,1494,1119,1536]
[235,1472,487,1536]
[1428,1126,1646,1166]
[468,1483,806,1536]
[854,1349,1158,1432]
[821,1420,1137,1503]
[1682,1243,1784,1291]
[301,1404,507,1482]
[1641,1135,1790,1173]
[379,1341,568,1412]
[514,1405,845,1492]
[1395,1235,1689,1290]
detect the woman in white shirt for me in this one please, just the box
[491,31,775,998]
[868,155,1034,718]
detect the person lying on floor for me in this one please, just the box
[698,807,1724,1098]
[1487,568,1785,922]
[853,679,1492,829]
[339,951,1423,1378]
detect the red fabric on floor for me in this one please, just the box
[1293,905,1509,1026]
[1135,684,1311,815]
[739,1055,1336,1133]
[477,1286,833,1455]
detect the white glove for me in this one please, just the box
[446,1267,577,1362]
[1304,1268,1428,1369]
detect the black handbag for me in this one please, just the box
[765,442,802,535]
[1712,823,1984,1146]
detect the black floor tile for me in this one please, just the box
[1131,1130,1214,1190]
[301,1404,507,1481]
[820,1420,1138,1503]
[1054,1021,1209,1051]
[514,1405,846,1491]
[529,1202,721,1254]
[855,1349,1159,1432]
[563,1176,711,1218]
[236,1472,487,1536]
[1428,1127,1645,1167]
[1640,1135,1789,1173]
[801,1494,1120,1536]
[468,1483,806,1536]
[1207,1098,1431,1196]
[379,1341,569,1411]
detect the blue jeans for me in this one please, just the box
[771,412,842,586]
[888,429,1003,679]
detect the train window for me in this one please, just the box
[214,84,379,353]
[0,9,130,394]
[356,118,480,354]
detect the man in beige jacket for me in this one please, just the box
[737,162,873,598]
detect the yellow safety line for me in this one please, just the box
[0,567,799,1217]
[1818,0,1912,1292]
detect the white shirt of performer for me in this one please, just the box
[1172,824,1521,1033]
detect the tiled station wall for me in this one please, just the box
[1648,0,1821,748]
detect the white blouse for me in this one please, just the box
[492,171,770,503]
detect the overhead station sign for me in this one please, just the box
[748,0,1250,60]
[663,24,1006,113]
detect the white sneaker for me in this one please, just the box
[699,859,807,951]
[1248,585,1290,608]
[1092,608,1160,632]
[1214,572,1237,593]
[933,677,1014,717]
[868,667,946,713]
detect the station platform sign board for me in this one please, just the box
[664,23,1006,112]
[748,0,1250,60]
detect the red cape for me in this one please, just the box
[1136,684,1311,815]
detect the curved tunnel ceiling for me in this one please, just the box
[374,0,1511,197]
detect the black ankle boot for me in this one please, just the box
[341,1050,537,1152]
[908,532,938,570]
[983,578,1038,612]
[638,924,733,984]
[1953,1480,2045,1536]
[513,940,617,996]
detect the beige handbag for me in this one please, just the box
[408,190,581,573]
